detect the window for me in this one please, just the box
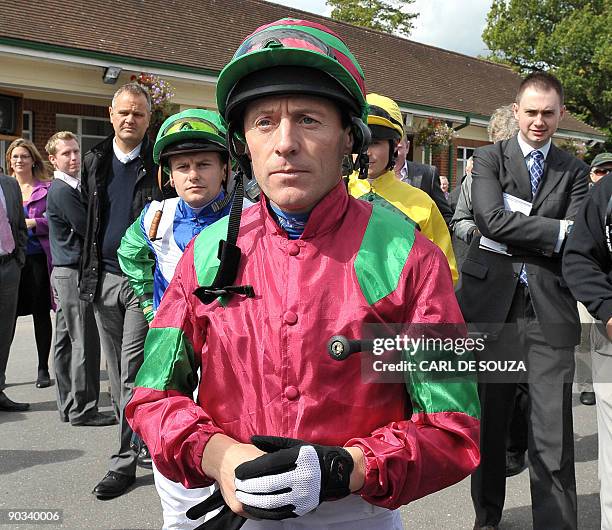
[0,111,33,173]
[22,111,32,141]
[417,144,432,165]
[457,146,475,177]
[56,115,113,154]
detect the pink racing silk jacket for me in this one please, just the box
[126,181,480,510]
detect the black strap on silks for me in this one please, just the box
[193,124,256,305]
[193,169,255,304]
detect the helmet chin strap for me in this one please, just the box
[226,124,262,203]
[227,123,252,181]
[350,117,371,179]
[386,140,399,171]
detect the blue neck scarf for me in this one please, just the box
[268,203,310,239]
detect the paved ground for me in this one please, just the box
[0,316,602,529]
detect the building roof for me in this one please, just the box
[1,0,603,139]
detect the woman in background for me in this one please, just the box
[6,139,54,388]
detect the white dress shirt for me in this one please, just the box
[53,170,81,191]
[516,133,567,251]
[112,138,142,164]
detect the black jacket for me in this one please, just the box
[0,173,27,267]
[456,136,589,347]
[400,161,453,224]
[563,172,612,324]
[47,179,86,267]
[79,134,162,301]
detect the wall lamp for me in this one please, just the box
[102,66,122,84]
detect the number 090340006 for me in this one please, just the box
[0,510,63,524]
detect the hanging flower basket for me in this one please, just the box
[414,118,455,153]
[559,138,587,159]
[130,72,176,138]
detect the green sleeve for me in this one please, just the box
[118,210,155,305]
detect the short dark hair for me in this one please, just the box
[112,82,152,112]
[516,71,564,105]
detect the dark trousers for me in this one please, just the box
[17,253,52,373]
[506,383,529,457]
[52,267,101,423]
[471,285,577,529]
[0,258,20,391]
[92,271,147,477]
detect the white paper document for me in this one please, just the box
[479,193,532,255]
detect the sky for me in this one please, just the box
[268,0,492,58]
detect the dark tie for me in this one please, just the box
[519,150,544,286]
[529,149,544,198]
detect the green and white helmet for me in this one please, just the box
[154,108,228,176]
[216,18,368,128]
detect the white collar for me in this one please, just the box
[517,133,552,160]
[53,170,80,190]
[112,138,142,164]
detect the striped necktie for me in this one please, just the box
[519,149,544,286]
[529,149,544,198]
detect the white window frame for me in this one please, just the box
[22,110,33,141]
[56,114,112,151]
[419,146,433,165]
[456,146,475,178]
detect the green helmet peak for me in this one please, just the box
[153,109,228,170]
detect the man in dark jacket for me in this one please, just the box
[0,171,28,411]
[80,82,163,499]
[458,72,589,529]
[563,161,612,530]
[394,137,453,224]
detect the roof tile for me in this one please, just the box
[1,0,601,136]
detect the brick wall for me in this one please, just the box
[432,138,490,189]
[24,99,108,154]
[432,150,451,180]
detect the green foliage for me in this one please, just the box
[483,0,612,145]
[327,0,418,37]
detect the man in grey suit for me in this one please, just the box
[46,131,115,427]
[457,72,589,529]
[394,137,453,224]
[0,171,28,411]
